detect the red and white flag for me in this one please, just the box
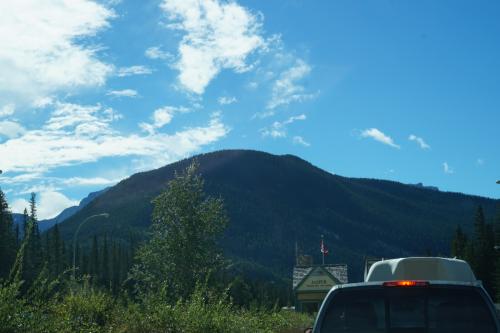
[321,238,329,256]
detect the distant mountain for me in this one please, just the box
[13,188,108,234]
[55,150,499,281]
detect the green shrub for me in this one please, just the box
[51,286,115,333]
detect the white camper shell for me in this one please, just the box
[365,257,477,283]
[309,257,500,333]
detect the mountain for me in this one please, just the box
[55,150,499,281]
[13,188,108,233]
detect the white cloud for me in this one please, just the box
[443,162,454,174]
[160,0,265,94]
[0,172,42,184]
[62,176,120,186]
[0,0,114,104]
[408,134,430,149]
[0,104,15,117]
[117,65,153,77]
[11,191,78,220]
[218,96,237,105]
[360,128,400,149]
[145,46,173,61]
[106,89,139,98]
[266,59,316,112]
[0,102,227,173]
[10,198,29,215]
[261,114,306,138]
[293,136,310,147]
[0,121,26,138]
[139,105,190,134]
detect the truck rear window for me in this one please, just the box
[320,286,496,333]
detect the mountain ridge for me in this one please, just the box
[54,149,499,281]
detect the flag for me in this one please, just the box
[321,238,329,256]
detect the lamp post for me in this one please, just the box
[72,213,109,279]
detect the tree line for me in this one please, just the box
[0,192,134,295]
[451,205,500,300]
[0,162,310,332]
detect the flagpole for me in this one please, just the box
[321,235,325,265]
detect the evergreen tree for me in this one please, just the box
[22,208,28,239]
[51,224,62,276]
[451,225,467,259]
[111,241,120,294]
[15,223,19,249]
[131,161,229,300]
[0,188,16,279]
[90,235,99,282]
[101,234,110,288]
[472,206,487,276]
[28,193,43,281]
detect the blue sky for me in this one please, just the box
[0,0,499,219]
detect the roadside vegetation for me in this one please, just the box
[0,162,312,332]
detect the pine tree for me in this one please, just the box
[101,234,110,288]
[28,193,43,281]
[51,224,62,276]
[22,208,28,239]
[15,224,19,249]
[90,235,99,283]
[111,241,120,294]
[451,225,467,259]
[0,188,16,279]
[471,206,487,276]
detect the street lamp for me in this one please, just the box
[72,213,109,279]
[496,180,500,184]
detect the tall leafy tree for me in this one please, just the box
[0,188,16,279]
[131,161,228,300]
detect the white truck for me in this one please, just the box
[307,257,499,333]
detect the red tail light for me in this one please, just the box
[383,280,429,287]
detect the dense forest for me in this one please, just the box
[450,205,500,300]
[55,150,499,281]
[0,163,311,333]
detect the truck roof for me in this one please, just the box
[365,257,477,283]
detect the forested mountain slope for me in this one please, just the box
[56,150,498,281]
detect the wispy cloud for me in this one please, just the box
[62,176,121,186]
[261,114,306,138]
[443,162,454,174]
[0,102,227,173]
[266,59,317,112]
[160,0,265,94]
[360,128,400,149]
[293,136,310,147]
[145,46,173,61]
[139,106,190,135]
[218,96,237,105]
[408,134,430,149]
[117,65,153,77]
[0,0,114,105]
[106,89,139,98]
